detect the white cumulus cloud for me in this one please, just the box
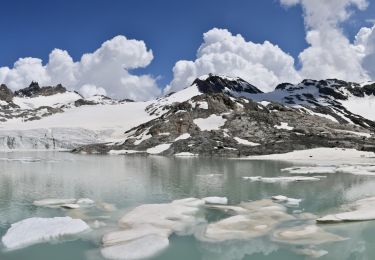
[287,0,370,82]
[166,28,301,93]
[355,24,375,79]
[0,35,161,101]
[79,84,107,98]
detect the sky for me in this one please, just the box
[0,0,375,100]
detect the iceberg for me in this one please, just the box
[2,217,90,250]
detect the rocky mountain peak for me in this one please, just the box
[14,82,67,97]
[192,74,263,96]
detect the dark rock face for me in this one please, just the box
[192,74,263,95]
[0,84,14,102]
[279,79,375,100]
[14,82,67,97]
[74,99,97,107]
[275,83,294,90]
[14,82,41,97]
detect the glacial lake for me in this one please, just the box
[1,151,375,260]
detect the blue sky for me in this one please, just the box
[0,0,374,99]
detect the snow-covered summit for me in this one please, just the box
[193,74,263,96]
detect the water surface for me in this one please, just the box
[0,152,374,260]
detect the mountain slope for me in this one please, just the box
[249,79,375,128]
[73,76,375,156]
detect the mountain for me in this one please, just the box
[0,75,374,155]
[249,79,375,128]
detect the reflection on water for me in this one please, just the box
[0,151,374,260]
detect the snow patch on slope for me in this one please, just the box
[193,115,226,131]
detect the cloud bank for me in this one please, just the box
[165,28,301,93]
[0,36,161,101]
[167,0,375,93]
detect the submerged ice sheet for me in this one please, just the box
[101,234,169,260]
[272,225,344,245]
[271,195,302,207]
[101,198,206,259]
[1,217,90,250]
[317,196,375,223]
[243,176,321,183]
[198,199,295,242]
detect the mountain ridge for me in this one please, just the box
[0,75,374,155]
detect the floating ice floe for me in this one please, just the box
[33,198,95,209]
[100,197,345,259]
[203,197,228,205]
[1,217,90,250]
[198,199,295,242]
[101,234,169,260]
[281,166,337,175]
[282,164,375,176]
[271,195,302,207]
[242,176,321,183]
[101,198,206,259]
[271,225,345,245]
[317,196,375,223]
[33,198,77,208]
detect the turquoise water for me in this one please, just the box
[0,152,374,260]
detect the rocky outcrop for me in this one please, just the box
[14,82,67,97]
[0,84,14,102]
[193,74,263,95]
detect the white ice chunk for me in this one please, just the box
[317,196,375,223]
[2,217,89,250]
[203,197,228,205]
[271,195,302,207]
[119,198,205,234]
[243,176,321,183]
[33,198,77,208]
[101,234,169,260]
